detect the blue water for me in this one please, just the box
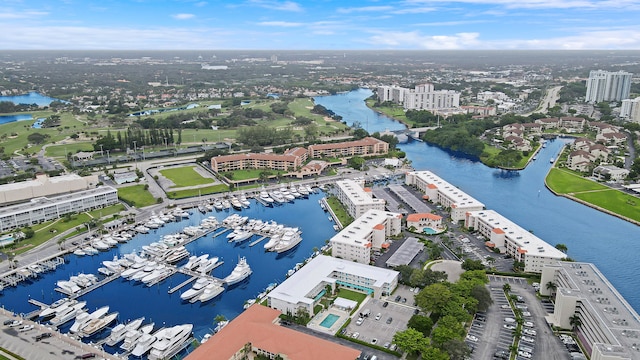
[423,228,437,235]
[320,313,340,328]
[315,89,640,313]
[1,193,335,347]
[314,89,406,134]
[0,114,33,124]
[0,92,65,106]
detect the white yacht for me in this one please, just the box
[259,191,275,203]
[196,257,220,274]
[231,230,252,243]
[263,235,281,251]
[39,298,73,319]
[49,301,86,327]
[79,311,119,338]
[180,278,210,301]
[104,317,144,346]
[56,280,81,294]
[69,306,109,333]
[239,194,251,207]
[223,257,252,286]
[147,324,193,360]
[195,281,224,302]
[131,327,164,357]
[183,254,209,270]
[121,322,154,352]
[273,231,302,254]
[82,246,99,255]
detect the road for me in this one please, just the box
[524,85,562,117]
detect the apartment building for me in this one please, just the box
[210,147,307,172]
[307,137,389,159]
[334,179,385,219]
[405,170,484,222]
[621,98,640,123]
[0,186,119,232]
[329,209,402,264]
[0,173,99,206]
[268,255,399,316]
[377,84,461,111]
[464,210,566,273]
[541,262,640,360]
[585,70,633,103]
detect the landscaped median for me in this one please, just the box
[545,168,640,224]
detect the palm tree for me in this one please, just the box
[569,314,582,331]
[503,283,511,293]
[546,281,558,298]
[555,243,568,253]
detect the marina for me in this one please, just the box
[0,191,335,357]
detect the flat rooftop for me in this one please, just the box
[467,210,564,258]
[330,209,401,247]
[269,255,399,307]
[555,262,640,359]
[0,186,117,216]
[336,179,384,206]
[386,237,424,267]
[408,171,484,209]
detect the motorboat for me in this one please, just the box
[231,230,252,243]
[273,231,302,254]
[105,317,145,346]
[141,264,170,284]
[230,197,243,210]
[213,320,229,333]
[121,259,148,279]
[195,282,225,302]
[92,240,110,251]
[70,306,109,333]
[79,311,119,338]
[239,194,250,207]
[134,225,150,234]
[221,199,231,209]
[223,257,252,286]
[213,200,224,210]
[131,261,157,281]
[259,190,274,203]
[121,322,154,351]
[97,267,113,276]
[82,246,99,255]
[180,278,210,301]
[183,254,209,270]
[49,301,87,327]
[74,249,86,256]
[56,280,81,294]
[196,257,220,274]
[164,246,189,264]
[263,235,281,251]
[39,298,73,319]
[131,326,165,357]
[269,191,285,203]
[147,324,193,360]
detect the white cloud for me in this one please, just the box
[194,1,208,6]
[247,0,303,12]
[391,6,437,14]
[0,10,48,19]
[415,20,489,26]
[366,30,481,49]
[257,21,304,27]
[172,13,195,20]
[337,6,394,14]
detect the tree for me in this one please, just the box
[415,283,453,315]
[471,284,493,312]
[555,243,568,253]
[407,315,434,336]
[502,283,511,293]
[421,347,449,360]
[462,259,485,271]
[353,128,369,139]
[392,328,430,355]
[440,338,472,360]
[431,315,465,347]
[546,281,558,294]
[569,314,582,331]
[27,132,49,145]
[347,156,365,170]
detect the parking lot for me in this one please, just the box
[466,275,571,360]
[345,287,419,349]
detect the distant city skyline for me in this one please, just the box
[2,0,640,50]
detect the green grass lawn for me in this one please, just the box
[336,288,368,304]
[160,166,214,188]
[167,184,229,199]
[575,190,640,222]
[118,184,157,207]
[546,168,607,194]
[223,169,287,181]
[326,196,354,227]
[45,141,95,158]
[87,203,125,218]
[365,100,409,126]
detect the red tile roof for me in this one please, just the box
[406,213,442,222]
[492,228,505,234]
[187,305,360,360]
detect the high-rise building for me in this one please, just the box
[621,98,640,123]
[377,84,460,110]
[585,70,633,103]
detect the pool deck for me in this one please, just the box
[307,307,351,335]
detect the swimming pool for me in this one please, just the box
[423,227,437,235]
[319,313,340,328]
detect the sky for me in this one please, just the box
[2,0,640,50]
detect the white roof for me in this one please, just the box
[409,171,484,209]
[0,174,83,192]
[468,210,565,258]
[336,180,384,207]
[268,255,398,306]
[330,209,401,247]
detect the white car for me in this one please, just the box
[356,318,364,326]
[351,332,359,339]
[501,304,511,309]
[518,350,532,358]
[521,336,535,343]
[523,321,535,328]
[521,311,532,317]
[523,328,537,336]
[375,313,382,321]
[466,334,478,342]
[504,324,516,330]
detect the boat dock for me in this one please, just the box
[55,272,122,298]
[0,257,65,288]
[249,236,267,247]
[211,228,231,238]
[254,196,271,207]
[167,276,198,294]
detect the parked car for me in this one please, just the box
[386,317,393,324]
[351,332,359,339]
[382,301,389,308]
[375,313,382,321]
[35,332,52,341]
[466,334,478,342]
[356,317,364,326]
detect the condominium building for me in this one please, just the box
[186,304,361,360]
[0,186,118,232]
[541,262,640,360]
[585,70,633,103]
[307,137,389,159]
[0,173,99,206]
[329,209,402,264]
[334,179,385,219]
[210,147,307,173]
[377,84,461,111]
[464,210,566,273]
[405,170,484,222]
[621,98,640,123]
[267,255,399,316]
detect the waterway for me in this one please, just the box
[0,114,33,125]
[1,193,335,353]
[0,92,65,106]
[315,88,640,313]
